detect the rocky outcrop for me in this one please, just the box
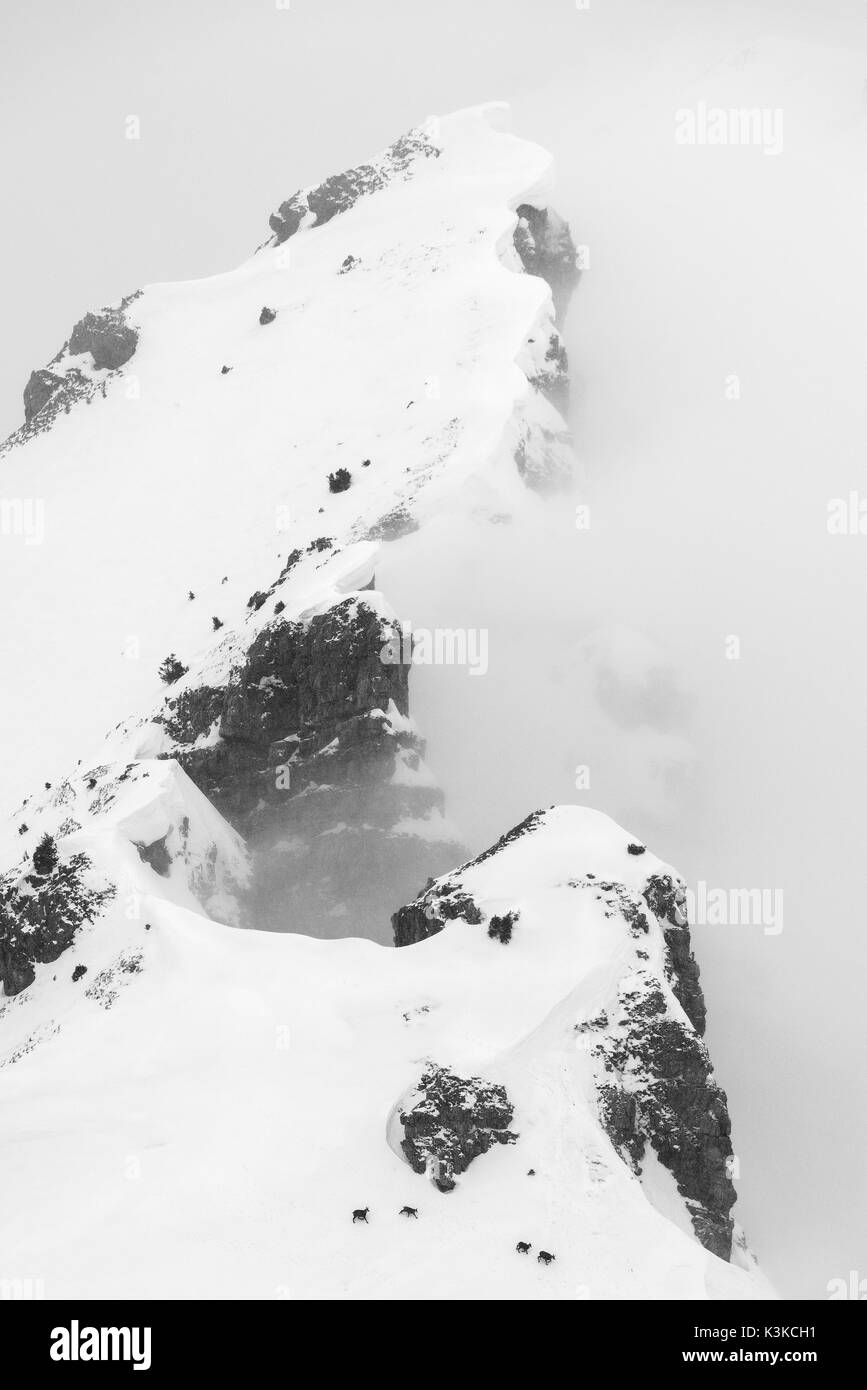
[392,809,544,945]
[68,307,138,370]
[23,368,74,423]
[160,596,462,940]
[393,807,736,1260]
[643,872,706,1034]
[399,1065,518,1191]
[10,295,140,443]
[266,126,441,247]
[513,203,581,327]
[0,851,115,996]
[393,880,483,946]
[592,974,735,1259]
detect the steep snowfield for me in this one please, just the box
[0,804,772,1299]
[0,102,557,831]
[0,103,773,1299]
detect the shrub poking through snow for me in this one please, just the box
[158,654,188,685]
[487,911,518,944]
[212,616,224,631]
[328,467,352,494]
[32,834,59,878]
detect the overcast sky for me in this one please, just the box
[3,0,866,1300]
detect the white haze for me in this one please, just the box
[382,18,867,1303]
[2,0,865,1300]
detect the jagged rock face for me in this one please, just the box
[164,600,410,826]
[592,977,735,1259]
[393,881,483,946]
[161,598,462,939]
[513,204,581,326]
[399,1066,517,1191]
[392,809,544,945]
[68,308,138,371]
[643,872,706,1034]
[14,295,140,436]
[23,368,69,423]
[135,834,172,877]
[0,853,115,996]
[267,127,441,246]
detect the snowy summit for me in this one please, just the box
[0,103,772,1299]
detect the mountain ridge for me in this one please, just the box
[0,103,772,1299]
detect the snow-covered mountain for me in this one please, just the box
[0,102,772,1298]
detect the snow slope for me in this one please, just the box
[0,103,772,1298]
[0,803,772,1299]
[0,102,561,830]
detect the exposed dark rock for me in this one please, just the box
[593,974,734,1259]
[513,203,581,326]
[85,949,143,1009]
[16,297,140,434]
[393,882,484,946]
[23,369,68,423]
[259,306,277,325]
[393,809,732,1260]
[0,852,115,997]
[71,964,87,983]
[135,835,172,878]
[159,598,462,940]
[267,127,440,247]
[567,875,653,939]
[68,308,138,370]
[399,1065,517,1191]
[465,808,548,868]
[643,872,687,926]
[642,873,705,1034]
